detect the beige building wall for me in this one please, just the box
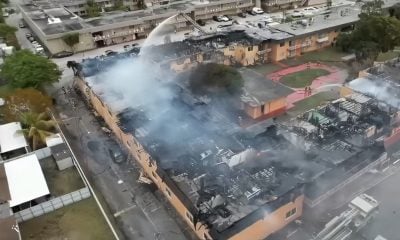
[45,32,96,54]
[223,44,259,66]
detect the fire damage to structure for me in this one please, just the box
[73,44,400,239]
[282,92,398,207]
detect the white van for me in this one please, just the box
[252,7,264,14]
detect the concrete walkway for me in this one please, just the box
[267,62,348,108]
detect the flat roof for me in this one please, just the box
[240,68,294,106]
[350,195,377,214]
[4,154,50,207]
[272,6,359,37]
[45,133,64,147]
[0,122,28,154]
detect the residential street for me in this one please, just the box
[54,88,193,240]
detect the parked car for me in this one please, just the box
[252,7,264,14]
[25,33,32,38]
[238,12,247,18]
[18,21,25,28]
[105,50,118,56]
[28,37,35,42]
[247,10,257,16]
[212,15,221,22]
[196,19,206,26]
[291,12,304,18]
[223,15,232,21]
[52,51,73,58]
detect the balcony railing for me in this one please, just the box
[93,29,144,41]
[257,49,272,55]
[288,45,301,51]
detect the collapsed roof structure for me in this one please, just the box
[75,44,400,239]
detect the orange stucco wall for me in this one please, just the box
[228,195,304,240]
[244,97,287,119]
[223,45,259,66]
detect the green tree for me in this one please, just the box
[336,14,400,61]
[0,23,19,49]
[62,32,80,52]
[360,0,384,16]
[1,50,61,88]
[19,111,57,150]
[189,63,243,95]
[1,88,53,122]
[389,3,400,20]
[86,0,101,17]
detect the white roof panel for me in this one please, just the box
[350,196,375,214]
[4,154,49,207]
[0,122,28,153]
[45,133,64,147]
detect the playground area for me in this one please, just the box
[267,62,348,108]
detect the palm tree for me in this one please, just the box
[19,112,57,150]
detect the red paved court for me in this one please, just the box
[267,62,348,108]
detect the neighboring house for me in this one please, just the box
[240,68,294,119]
[0,122,29,160]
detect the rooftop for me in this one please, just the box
[240,68,294,107]
[3,154,50,207]
[272,6,359,37]
[82,56,304,233]
[0,122,28,154]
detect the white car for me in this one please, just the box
[219,15,230,22]
[252,7,264,14]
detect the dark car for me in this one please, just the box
[105,50,118,56]
[238,12,247,18]
[212,16,221,22]
[18,21,25,28]
[196,19,206,26]
[107,139,126,163]
[52,51,73,58]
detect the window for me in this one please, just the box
[289,40,294,46]
[127,141,131,147]
[261,105,265,114]
[152,171,157,179]
[186,211,194,223]
[248,46,253,51]
[286,208,297,219]
[280,42,285,47]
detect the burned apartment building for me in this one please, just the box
[282,91,399,207]
[72,41,400,239]
[74,50,306,239]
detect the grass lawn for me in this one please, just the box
[40,157,85,196]
[376,50,400,62]
[20,198,115,240]
[300,47,348,62]
[288,92,337,117]
[281,69,330,88]
[249,64,283,75]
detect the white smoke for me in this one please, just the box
[348,77,400,108]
